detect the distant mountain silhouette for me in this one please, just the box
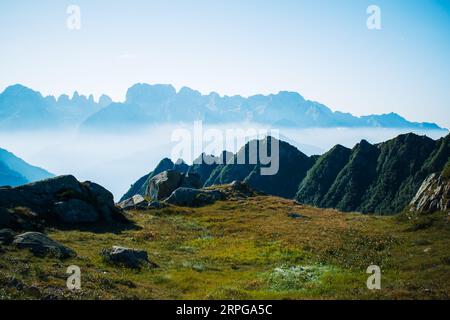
[0,84,111,130]
[123,133,450,215]
[0,147,54,187]
[0,84,446,131]
[0,85,55,130]
[82,83,446,130]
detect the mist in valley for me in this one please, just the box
[0,125,447,201]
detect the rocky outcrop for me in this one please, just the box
[118,196,169,211]
[144,170,201,201]
[54,199,99,223]
[120,158,175,202]
[165,188,225,207]
[0,175,126,229]
[146,171,182,200]
[165,181,259,208]
[118,195,148,210]
[409,173,450,214]
[13,232,75,259]
[101,246,158,269]
[222,181,262,199]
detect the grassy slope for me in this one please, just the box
[1,195,449,300]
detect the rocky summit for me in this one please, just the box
[0,175,126,230]
[165,188,225,207]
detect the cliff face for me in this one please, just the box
[409,172,450,214]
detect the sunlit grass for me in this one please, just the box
[0,195,449,300]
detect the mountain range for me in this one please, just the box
[123,133,450,215]
[0,84,111,130]
[0,148,54,187]
[0,84,446,131]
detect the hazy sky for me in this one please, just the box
[1,0,449,127]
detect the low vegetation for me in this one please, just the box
[1,195,449,300]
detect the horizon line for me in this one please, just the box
[1,82,448,130]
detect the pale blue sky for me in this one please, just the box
[1,0,449,127]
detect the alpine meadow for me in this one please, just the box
[1,0,449,305]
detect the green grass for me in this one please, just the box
[0,195,449,300]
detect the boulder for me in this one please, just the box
[0,228,15,244]
[144,171,203,201]
[118,195,148,210]
[13,232,75,259]
[0,207,43,231]
[82,181,123,222]
[101,246,158,269]
[165,188,225,207]
[0,175,126,228]
[145,170,183,201]
[54,199,99,223]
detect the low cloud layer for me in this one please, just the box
[0,125,446,200]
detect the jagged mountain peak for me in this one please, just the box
[1,83,447,131]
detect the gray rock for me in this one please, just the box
[22,175,84,197]
[145,170,183,201]
[165,188,225,207]
[0,207,43,231]
[83,181,120,222]
[118,195,148,210]
[13,232,75,259]
[101,246,158,269]
[410,173,450,214]
[54,199,99,224]
[0,175,126,228]
[144,170,204,201]
[0,228,15,244]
